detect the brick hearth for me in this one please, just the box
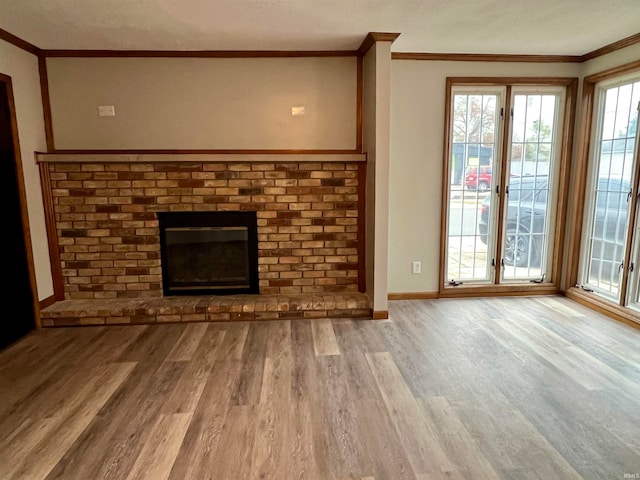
[40,293,371,326]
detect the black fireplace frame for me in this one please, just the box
[158,211,259,296]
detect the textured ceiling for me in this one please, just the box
[1,0,639,54]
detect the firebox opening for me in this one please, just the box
[158,211,259,296]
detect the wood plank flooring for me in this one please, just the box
[1,295,639,479]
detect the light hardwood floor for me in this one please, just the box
[1,296,639,479]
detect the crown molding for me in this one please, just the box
[0,28,41,56]
[42,49,357,58]
[580,32,640,61]
[391,52,582,63]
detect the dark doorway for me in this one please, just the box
[0,74,36,350]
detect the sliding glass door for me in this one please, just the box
[444,82,566,289]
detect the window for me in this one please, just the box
[445,88,501,283]
[579,74,640,306]
[441,78,576,294]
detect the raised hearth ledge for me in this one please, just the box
[35,152,366,163]
[40,293,371,327]
[40,293,372,327]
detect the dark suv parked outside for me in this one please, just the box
[478,176,629,268]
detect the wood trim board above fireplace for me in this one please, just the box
[36,152,367,163]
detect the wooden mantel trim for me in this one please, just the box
[35,151,367,163]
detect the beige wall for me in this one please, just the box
[4,38,637,305]
[46,56,358,150]
[0,40,53,301]
[389,59,582,293]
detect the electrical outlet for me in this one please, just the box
[412,261,421,274]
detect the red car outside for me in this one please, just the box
[465,165,492,192]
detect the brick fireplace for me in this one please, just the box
[38,155,370,325]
